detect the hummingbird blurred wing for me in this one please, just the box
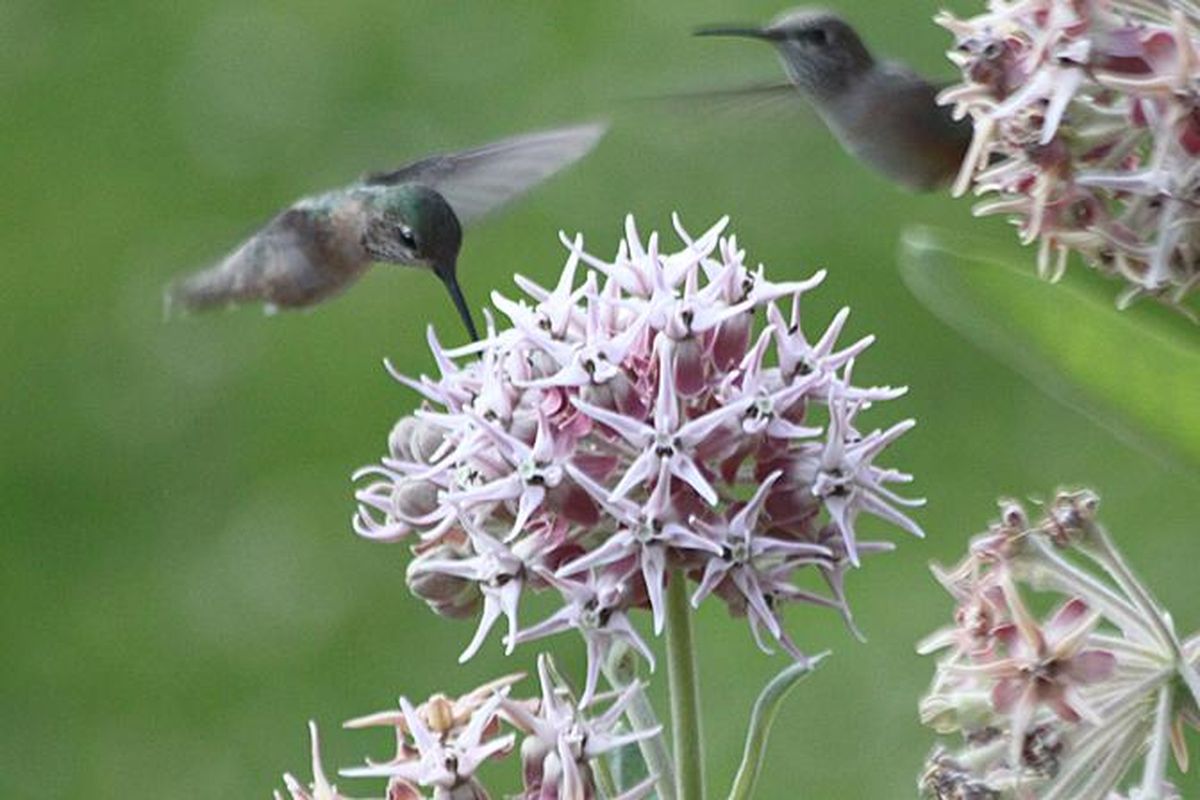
[648,80,805,118]
[363,122,607,226]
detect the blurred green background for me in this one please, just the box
[3,1,1197,796]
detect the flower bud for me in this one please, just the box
[519,734,551,795]
[1042,489,1100,546]
[390,416,447,464]
[393,478,440,522]
[423,694,455,735]
[406,546,481,620]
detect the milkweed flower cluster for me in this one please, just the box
[917,490,1200,799]
[275,659,658,800]
[937,0,1200,310]
[353,214,923,705]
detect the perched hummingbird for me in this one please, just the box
[696,7,971,192]
[165,122,607,340]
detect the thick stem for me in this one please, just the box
[602,647,676,800]
[666,570,705,800]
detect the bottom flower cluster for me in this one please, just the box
[917,490,1199,799]
[276,656,658,800]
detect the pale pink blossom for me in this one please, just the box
[501,655,660,800]
[356,215,919,678]
[918,491,1200,797]
[939,0,1200,309]
[341,694,513,798]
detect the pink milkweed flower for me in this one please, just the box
[690,471,833,659]
[556,462,722,635]
[766,300,874,393]
[357,214,919,682]
[512,570,655,706]
[343,675,527,769]
[442,410,569,540]
[972,588,1116,764]
[917,568,1008,661]
[341,694,514,799]
[571,339,752,507]
[918,492,1195,797]
[809,386,925,566]
[938,0,1200,310]
[501,655,661,800]
[409,520,529,662]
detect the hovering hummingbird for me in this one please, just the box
[164,122,607,340]
[695,7,971,192]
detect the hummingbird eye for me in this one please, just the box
[796,27,830,47]
[397,225,417,249]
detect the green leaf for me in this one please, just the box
[899,227,1200,471]
[726,654,827,800]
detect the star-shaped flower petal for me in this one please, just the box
[573,339,752,506]
[341,694,514,792]
[512,571,655,705]
[811,384,925,565]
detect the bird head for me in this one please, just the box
[697,7,874,100]
[363,185,478,341]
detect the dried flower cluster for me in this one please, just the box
[275,658,658,800]
[918,490,1200,799]
[353,214,923,704]
[938,0,1200,310]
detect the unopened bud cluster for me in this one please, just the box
[938,1,1200,310]
[354,214,923,703]
[918,490,1200,798]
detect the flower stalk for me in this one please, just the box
[666,570,705,800]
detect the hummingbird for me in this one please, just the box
[164,122,607,340]
[695,7,971,192]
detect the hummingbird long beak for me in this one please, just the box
[694,24,782,42]
[434,262,480,342]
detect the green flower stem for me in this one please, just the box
[602,647,676,800]
[666,570,705,800]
